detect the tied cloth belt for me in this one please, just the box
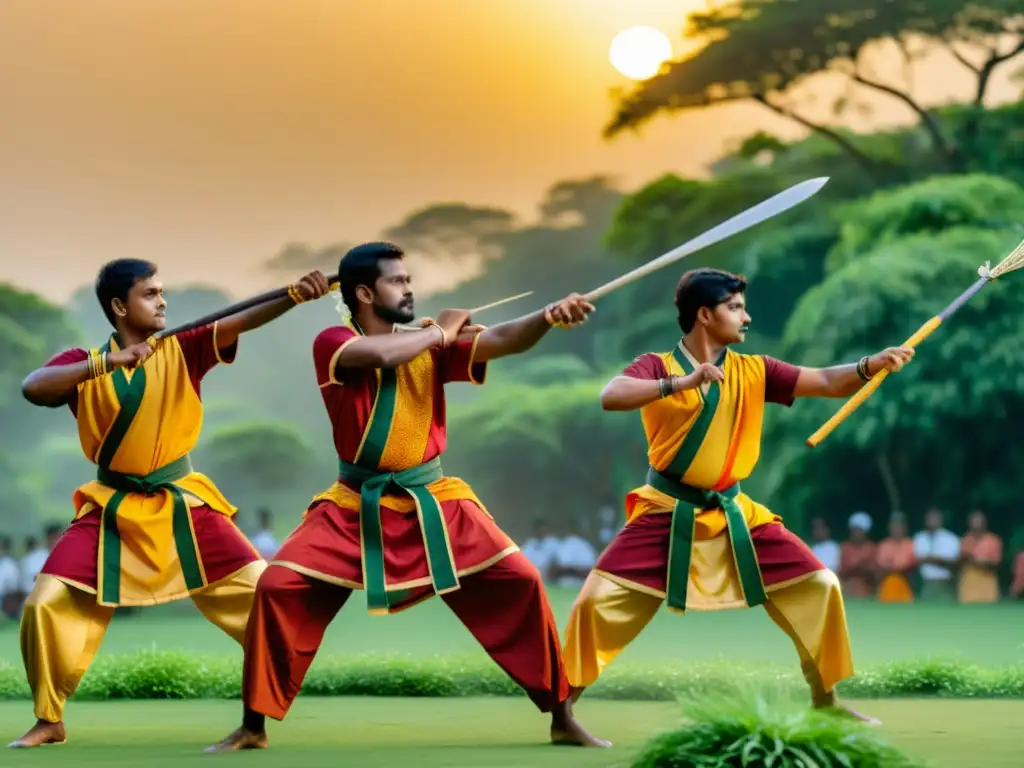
[96,454,205,604]
[339,457,458,614]
[645,467,767,612]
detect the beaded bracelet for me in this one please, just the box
[288,285,306,304]
[856,356,871,382]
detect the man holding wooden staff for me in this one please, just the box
[206,241,610,753]
[562,267,913,724]
[9,258,331,749]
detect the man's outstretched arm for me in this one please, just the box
[468,293,594,363]
[793,347,914,399]
[214,270,332,351]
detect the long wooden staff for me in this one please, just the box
[158,274,531,339]
[805,236,1024,448]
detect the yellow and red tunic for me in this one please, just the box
[594,344,824,612]
[270,324,518,614]
[39,325,261,607]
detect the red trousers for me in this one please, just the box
[242,553,570,719]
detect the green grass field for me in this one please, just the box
[2,589,1022,667]
[1,698,1022,767]
[1,591,1022,765]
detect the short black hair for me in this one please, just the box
[338,242,405,316]
[674,268,747,333]
[44,523,63,538]
[95,259,158,327]
[0,536,10,550]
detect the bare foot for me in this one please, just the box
[203,727,269,754]
[827,703,882,726]
[550,700,611,748]
[8,719,67,749]
[813,691,881,726]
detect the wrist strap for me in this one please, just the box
[857,356,871,381]
[423,319,448,347]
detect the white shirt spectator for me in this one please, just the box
[597,505,618,547]
[251,529,279,560]
[811,539,841,572]
[913,528,961,581]
[554,535,597,589]
[0,555,20,597]
[521,536,560,580]
[20,549,50,594]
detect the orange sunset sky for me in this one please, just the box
[0,0,1019,303]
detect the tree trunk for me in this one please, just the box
[751,94,880,177]
[851,72,958,168]
[948,39,1024,166]
[875,449,902,515]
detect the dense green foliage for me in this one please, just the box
[632,693,923,767]
[0,652,1020,702]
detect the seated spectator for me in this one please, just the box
[839,512,876,598]
[0,536,21,619]
[250,508,280,561]
[876,512,915,603]
[913,507,960,602]
[551,521,597,589]
[808,516,839,572]
[958,509,1002,603]
[520,519,559,582]
[1010,547,1024,599]
[19,535,49,597]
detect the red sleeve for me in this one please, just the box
[177,323,236,393]
[762,355,800,406]
[314,326,359,386]
[43,348,89,414]
[438,335,486,385]
[622,353,667,380]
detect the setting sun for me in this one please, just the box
[609,26,672,81]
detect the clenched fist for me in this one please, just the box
[293,270,332,301]
[545,293,595,328]
[108,342,153,370]
[868,347,914,374]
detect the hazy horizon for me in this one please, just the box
[1,0,1018,304]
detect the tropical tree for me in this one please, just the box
[606,0,1024,173]
[767,226,1024,537]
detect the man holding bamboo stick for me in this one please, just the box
[562,267,913,724]
[9,258,331,749]
[206,241,610,753]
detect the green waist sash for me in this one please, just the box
[645,466,767,612]
[96,454,204,604]
[339,457,458,614]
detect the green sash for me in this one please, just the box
[346,348,459,614]
[650,343,766,612]
[94,335,206,605]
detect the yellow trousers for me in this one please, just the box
[20,561,266,723]
[563,568,852,703]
